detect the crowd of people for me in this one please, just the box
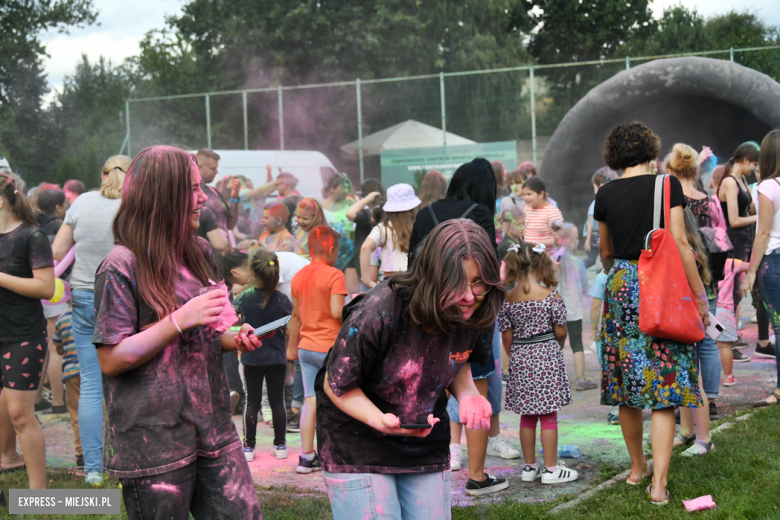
[0,123,778,517]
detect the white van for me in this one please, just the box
[209,150,337,200]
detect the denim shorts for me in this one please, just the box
[298,348,328,398]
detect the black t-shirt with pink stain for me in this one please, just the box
[315,282,492,474]
[203,186,230,233]
[0,224,53,342]
[92,239,240,478]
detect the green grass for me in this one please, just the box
[3,406,780,519]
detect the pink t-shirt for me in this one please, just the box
[524,203,563,243]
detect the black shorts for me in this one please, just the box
[0,332,48,390]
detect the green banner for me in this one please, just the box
[380,141,517,189]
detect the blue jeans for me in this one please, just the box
[298,349,328,398]
[697,298,721,399]
[71,290,103,474]
[292,359,304,410]
[324,470,450,520]
[757,251,780,390]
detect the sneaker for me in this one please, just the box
[465,473,509,496]
[244,447,255,461]
[76,454,84,468]
[607,413,620,425]
[230,391,240,415]
[449,443,462,471]
[732,348,750,363]
[286,412,301,433]
[486,437,521,459]
[85,472,104,485]
[541,465,579,484]
[296,453,322,474]
[755,342,776,359]
[521,464,542,482]
[733,335,748,349]
[272,445,288,460]
[575,379,597,391]
[709,401,718,419]
[34,400,51,412]
[723,375,737,387]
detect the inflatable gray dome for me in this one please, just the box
[539,56,780,227]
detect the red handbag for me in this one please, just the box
[638,175,705,343]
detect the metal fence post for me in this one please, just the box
[356,78,364,184]
[530,67,537,165]
[205,94,212,149]
[626,56,631,69]
[440,72,447,146]
[242,91,248,150]
[125,100,131,157]
[278,86,285,151]
[730,48,734,62]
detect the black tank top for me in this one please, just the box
[719,176,751,229]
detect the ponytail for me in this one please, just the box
[248,249,280,309]
[717,142,760,197]
[0,173,37,226]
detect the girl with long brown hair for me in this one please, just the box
[92,146,264,518]
[317,219,504,518]
[359,183,420,288]
[418,170,447,208]
[0,172,55,492]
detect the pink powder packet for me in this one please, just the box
[199,279,239,334]
[683,495,716,512]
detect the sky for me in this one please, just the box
[41,0,780,101]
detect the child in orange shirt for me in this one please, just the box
[259,202,294,252]
[288,226,347,474]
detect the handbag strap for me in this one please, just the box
[652,175,664,229]
[663,175,672,230]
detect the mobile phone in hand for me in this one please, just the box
[253,316,291,338]
[400,424,432,429]
[706,312,724,340]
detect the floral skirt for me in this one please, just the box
[600,260,703,410]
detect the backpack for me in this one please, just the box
[408,202,479,265]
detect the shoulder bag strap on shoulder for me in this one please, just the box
[653,175,664,230]
[428,204,439,226]
[663,175,672,230]
[460,203,479,219]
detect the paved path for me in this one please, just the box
[38,265,777,506]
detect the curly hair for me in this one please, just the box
[503,242,558,294]
[603,122,661,171]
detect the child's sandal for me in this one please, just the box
[753,390,780,407]
[672,433,695,447]
[626,461,652,485]
[646,484,670,506]
[681,439,715,457]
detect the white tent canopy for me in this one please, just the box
[341,120,477,157]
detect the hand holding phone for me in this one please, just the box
[253,315,291,338]
[706,312,724,340]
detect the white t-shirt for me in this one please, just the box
[368,223,408,274]
[275,252,310,300]
[757,180,780,255]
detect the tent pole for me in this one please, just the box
[356,78,364,184]
[440,72,446,146]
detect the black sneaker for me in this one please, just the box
[296,453,321,474]
[732,348,751,363]
[465,473,509,496]
[45,404,68,415]
[76,454,84,468]
[286,412,301,433]
[733,334,748,349]
[709,401,718,420]
[755,342,776,359]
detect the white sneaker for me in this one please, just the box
[486,437,521,459]
[85,472,103,485]
[521,464,542,482]
[272,445,288,460]
[541,465,579,484]
[244,447,255,461]
[449,443,462,471]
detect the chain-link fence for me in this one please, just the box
[121,45,780,183]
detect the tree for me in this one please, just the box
[0,1,97,184]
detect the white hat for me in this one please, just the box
[382,183,421,212]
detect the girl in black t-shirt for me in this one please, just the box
[317,219,505,519]
[0,173,56,491]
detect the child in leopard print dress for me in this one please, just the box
[498,242,577,485]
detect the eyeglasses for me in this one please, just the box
[468,280,491,297]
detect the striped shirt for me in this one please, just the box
[524,203,564,243]
[52,311,80,381]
